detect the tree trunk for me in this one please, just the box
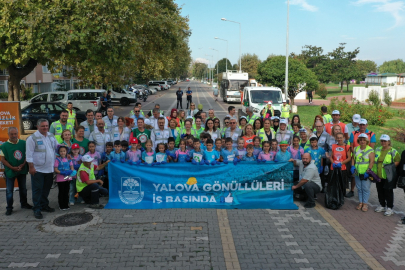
[290,98,295,105]
[347,82,349,92]
[7,58,38,101]
[340,81,344,93]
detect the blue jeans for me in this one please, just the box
[69,179,83,204]
[31,172,54,213]
[355,175,371,203]
[5,174,28,210]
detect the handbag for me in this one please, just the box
[383,151,398,189]
[398,176,405,189]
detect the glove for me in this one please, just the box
[101,152,106,160]
[191,159,197,165]
[216,161,221,165]
[60,170,68,176]
[181,134,186,139]
[111,159,116,163]
[161,161,167,164]
[204,160,210,165]
[261,159,267,163]
[127,160,133,165]
[69,170,77,177]
[336,163,342,168]
[156,162,161,165]
[73,164,80,170]
[186,156,191,162]
[320,166,324,174]
[140,147,145,152]
[135,160,141,165]
[364,172,370,179]
[257,159,262,163]
[165,150,171,156]
[237,158,241,163]
[233,159,238,165]
[211,161,216,166]
[120,159,125,163]
[223,160,228,164]
[199,160,205,165]
[332,163,337,169]
[273,159,278,163]
[350,165,355,175]
[171,154,177,160]
[151,162,157,166]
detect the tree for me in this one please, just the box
[214,58,232,74]
[0,0,191,100]
[232,64,239,70]
[256,56,319,104]
[237,53,261,78]
[378,59,405,73]
[191,62,208,79]
[355,60,377,81]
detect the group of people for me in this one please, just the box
[1,96,404,221]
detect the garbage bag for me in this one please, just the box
[325,168,345,210]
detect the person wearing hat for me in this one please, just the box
[239,116,248,132]
[130,118,151,149]
[245,107,259,125]
[346,114,361,135]
[290,153,322,208]
[76,155,110,209]
[275,141,291,162]
[350,133,375,212]
[280,100,291,120]
[299,128,311,150]
[325,110,349,140]
[1,127,32,216]
[349,119,376,150]
[275,119,293,145]
[372,134,400,216]
[261,101,274,119]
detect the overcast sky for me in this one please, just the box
[176,0,405,67]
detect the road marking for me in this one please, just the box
[315,204,385,270]
[217,209,241,270]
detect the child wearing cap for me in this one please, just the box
[54,145,74,211]
[126,138,142,164]
[275,141,292,162]
[275,119,293,145]
[305,137,325,174]
[69,143,83,206]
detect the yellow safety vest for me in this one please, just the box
[372,147,398,179]
[52,120,74,143]
[66,109,76,126]
[281,105,290,119]
[76,163,96,192]
[354,145,373,175]
[256,128,275,146]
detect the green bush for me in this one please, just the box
[316,84,328,99]
[0,93,8,99]
[383,91,392,107]
[326,97,393,126]
[368,90,381,108]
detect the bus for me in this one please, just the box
[220,71,249,103]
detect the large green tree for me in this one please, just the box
[0,0,190,100]
[214,58,232,74]
[191,62,208,79]
[235,53,261,78]
[256,56,319,104]
[378,59,405,73]
[355,60,377,81]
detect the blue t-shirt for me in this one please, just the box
[203,150,220,163]
[189,149,205,162]
[242,154,256,161]
[108,151,126,162]
[221,148,239,161]
[304,147,326,173]
[186,90,192,98]
[155,152,167,163]
[142,151,156,164]
[275,150,292,162]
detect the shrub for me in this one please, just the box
[326,97,393,126]
[316,84,328,99]
[0,93,8,99]
[368,90,381,108]
[383,91,392,107]
[365,84,369,88]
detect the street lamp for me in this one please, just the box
[205,54,213,85]
[285,0,290,100]
[214,37,228,72]
[221,18,242,73]
[210,48,219,86]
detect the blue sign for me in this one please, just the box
[105,162,298,210]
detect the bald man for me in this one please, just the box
[289,153,322,208]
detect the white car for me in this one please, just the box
[110,88,137,106]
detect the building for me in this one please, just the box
[365,72,403,86]
[0,65,79,94]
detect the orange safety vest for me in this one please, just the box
[351,130,375,149]
[325,122,346,135]
[330,144,350,170]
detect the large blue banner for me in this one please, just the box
[105,162,298,210]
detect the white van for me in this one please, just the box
[20,89,106,111]
[110,88,137,106]
[241,87,284,117]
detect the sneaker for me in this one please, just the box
[59,207,69,211]
[69,202,75,206]
[41,206,55,213]
[21,204,33,209]
[384,208,394,216]
[34,211,43,219]
[345,191,354,198]
[304,202,316,208]
[5,209,12,216]
[81,201,85,204]
[375,206,386,213]
[89,204,104,209]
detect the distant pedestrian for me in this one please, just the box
[176,87,183,109]
[213,87,218,101]
[1,127,32,216]
[186,87,193,109]
[307,89,313,104]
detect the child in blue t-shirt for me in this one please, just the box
[203,139,220,164]
[275,141,292,162]
[188,138,205,163]
[304,137,325,174]
[108,140,126,163]
[215,138,223,152]
[175,139,190,163]
[220,137,239,162]
[243,145,256,161]
[166,137,177,162]
[155,143,168,163]
[252,136,262,157]
[142,139,156,165]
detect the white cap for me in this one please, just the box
[144,119,151,125]
[380,134,390,141]
[358,133,369,140]
[267,101,272,105]
[352,114,361,123]
[280,119,288,125]
[82,155,94,162]
[299,128,307,133]
[282,99,287,103]
[359,118,368,125]
[271,116,280,121]
[239,116,247,120]
[332,110,340,115]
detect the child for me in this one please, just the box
[236,137,246,159]
[270,139,279,159]
[155,143,169,163]
[200,133,211,151]
[257,141,274,161]
[108,140,126,163]
[304,137,325,174]
[275,141,292,162]
[189,138,205,164]
[175,139,189,163]
[220,137,239,163]
[100,141,113,180]
[142,139,156,165]
[86,141,102,167]
[54,145,74,211]
[214,138,223,152]
[126,138,142,164]
[203,139,220,164]
[69,143,83,206]
[186,135,195,151]
[166,138,177,162]
[121,140,129,153]
[252,136,262,157]
[288,136,304,182]
[291,123,301,137]
[243,144,256,161]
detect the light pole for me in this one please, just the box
[284,0,290,100]
[205,54,213,85]
[215,37,228,72]
[221,18,241,73]
[210,48,219,86]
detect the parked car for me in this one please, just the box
[149,81,169,90]
[167,80,173,86]
[110,88,137,106]
[21,102,87,130]
[149,82,163,91]
[20,89,106,112]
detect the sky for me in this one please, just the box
[175,0,405,67]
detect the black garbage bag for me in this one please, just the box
[325,168,345,210]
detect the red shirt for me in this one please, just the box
[330,144,350,170]
[79,165,98,183]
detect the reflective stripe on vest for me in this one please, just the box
[52,121,74,143]
[66,109,76,125]
[76,163,96,192]
[372,147,398,179]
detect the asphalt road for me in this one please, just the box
[113,81,243,121]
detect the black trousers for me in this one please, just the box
[376,179,394,208]
[177,99,183,109]
[79,183,101,204]
[57,181,71,209]
[308,93,313,102]
[186,97,192,109]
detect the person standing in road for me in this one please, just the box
[186,87,193,109]
[176,87,184,109]
[100,92,108,115]
[1,127,32,216]
[26,119,58,219]
[50,110,75,144]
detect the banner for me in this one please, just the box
[105,162,298,210]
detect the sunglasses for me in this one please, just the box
[134,110,140,112]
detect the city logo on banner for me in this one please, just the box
[119,177,144,205]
